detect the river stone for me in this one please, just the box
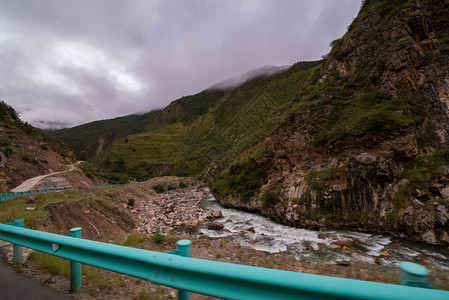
[335,260,351,266]
[211,210,223,218]
[333,238,355,247]
[317,233,326,239]
[207,222,224,231]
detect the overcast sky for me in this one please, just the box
[0,0,362,129]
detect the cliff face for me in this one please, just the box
[215,0,449,246]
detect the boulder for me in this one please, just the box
[333,238,355,247]
[207,222,224,231]
[211,210,223,218]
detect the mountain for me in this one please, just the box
[51,0,449,246]
[0,101,74,192]
[50,110,161,161]
[215,0,449,246]
[208,65,290,90]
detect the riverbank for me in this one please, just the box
[2,177,449,298]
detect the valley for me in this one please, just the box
[1,0,449,297]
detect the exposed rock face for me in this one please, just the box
[215,2,449,247]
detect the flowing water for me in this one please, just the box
[198,194,449,269]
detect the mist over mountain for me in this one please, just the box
[209,65,290,90]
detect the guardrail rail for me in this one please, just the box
[1,220,448,299]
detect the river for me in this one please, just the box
[198,194,449,269]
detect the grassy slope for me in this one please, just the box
[103,61,321,181]
[51,110,161,160]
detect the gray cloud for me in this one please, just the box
[0,0,362,129]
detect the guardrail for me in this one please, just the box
[1,180,155,202]
[0,188,67,202]
[1,220,448,299]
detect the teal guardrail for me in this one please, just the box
[1,180,154,202]
[0,188,67,202]
[1,221,448,299]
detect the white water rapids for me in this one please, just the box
[198,194,449,269]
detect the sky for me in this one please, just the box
[0,0,362,129]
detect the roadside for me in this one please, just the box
[1,176,449,299]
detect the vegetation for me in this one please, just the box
[152,184,165,194]
[212,158,267,201]
[51,110,162,160]
[261,189,282,207]
[305,168,341,191]
[0,190,88,227]
[0,101,72,163]
[392,151,449,209]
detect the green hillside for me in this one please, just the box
[51,110,161,160]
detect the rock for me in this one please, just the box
[421,230,438,245]
[375,256,382,265]
[333,238,355,247]
[25,196,37,203]
[355,152,376,165]
[207,222,224,231]
[317,242,327,248]
[211,210,223,218]
[25,207,36,211]
[332,185,342,192]
[317,233,326,239]
[335,260,351,266]
[169,291,176,299]
[440,186,449,201]
[380,250,390,257]
[248,227,255,233]
[341,246,352,253]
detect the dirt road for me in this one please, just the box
[10,162,82,193]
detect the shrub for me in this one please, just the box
[151,228,165,244]
[127,198,135,207]
[152,184,165,194]
[261,189,282,207]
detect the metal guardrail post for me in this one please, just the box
[170,240,191,300]
[400,262,434,289]
[11,218,24,266]
[68,227,82,292]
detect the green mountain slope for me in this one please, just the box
[51,110,161,160]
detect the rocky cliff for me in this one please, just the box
[215,0,449,247]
